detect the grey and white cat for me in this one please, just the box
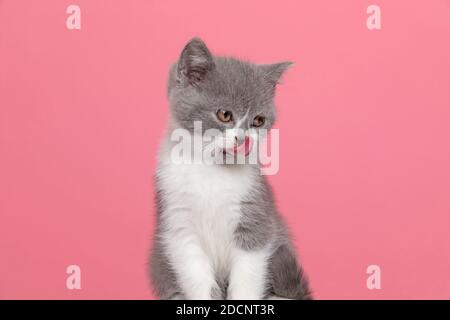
[150,38,311,300]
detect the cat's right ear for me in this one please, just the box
[177,38,215,87]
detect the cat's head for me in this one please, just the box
[167,38,291,160]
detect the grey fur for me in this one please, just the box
[150,38,311,299]
[167,38,289,134]
[235,172,312,299]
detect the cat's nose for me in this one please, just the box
[234,135,245,147]
[230,136,252,156]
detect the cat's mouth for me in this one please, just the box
[223,136,253,157]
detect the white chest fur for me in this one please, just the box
[156,144,271,299]
[157,151,255,272]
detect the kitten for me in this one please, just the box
[150,38,311,300]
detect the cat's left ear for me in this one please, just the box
[260,62,293,87]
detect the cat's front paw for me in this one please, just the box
[185,282,221,300]
[227,287,263,300]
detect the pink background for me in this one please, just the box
[1,0,450,299]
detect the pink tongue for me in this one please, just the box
[233,136,252,155]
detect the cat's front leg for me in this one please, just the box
[166,236,218,300]
[227,247,271,300]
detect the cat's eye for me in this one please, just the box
[253,115,265,127]
[217,109,233,123]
